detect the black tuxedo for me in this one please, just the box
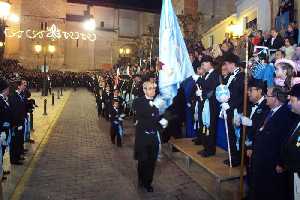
[244,99,270,198]
[8,91,27,163]
[190,76,205,144]
[251,104,293,200]
[133,96,161,188]
[226,70,245,162]
[201,69,220,154]
[0,96,12,158]
[245,99,270,151]
[268,35,284,50]
[110,107,123,147]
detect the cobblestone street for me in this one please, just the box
[14,89,212,200]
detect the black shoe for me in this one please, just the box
[11,161,23,165]
[145,186,154,192]
[138,180,144,187]
[198,150,215,158]
[3,170,10,175]
[223,158,240,167]
[2,176,7,181]
[193,138,202,145]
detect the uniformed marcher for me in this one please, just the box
[109,98,125,147]
[198,56,220,157]
[221,53,244,166]
[238,79,270,199]
[133,81,168,192]
[0,78,12,180]
[9,79,28,165]
[283,83,300,200]
[190,61,205,145]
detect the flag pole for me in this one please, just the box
[239,36,249,199]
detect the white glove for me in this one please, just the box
[120,114,126,118]
[0,132,6,142]
[192,74,200,81]
[234,113,241,127]
[196,89,202,97]
[118,117,124,121]
[241,116,253,126]
[101,103,105,109]
[159,118,168,129]
[149,101,154,107]
[221,102,230,111]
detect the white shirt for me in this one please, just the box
[271,105,282,116]
[271,37,275,46]
[205,68,214,80]
[250,97,265,119]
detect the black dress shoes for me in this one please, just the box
[145,186,154,193]
[3,170,10,175]
[198,150,215,158]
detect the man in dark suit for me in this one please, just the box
[197,56,220,157]
[238,79,270,199]
[8,79,27,165]
[0,79,12,180]
[133,81,167,193]
[221,53,244,167]
[282,84,300,200]
[251,86,292,200]
[268,29,285,50]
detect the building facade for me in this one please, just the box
[4,0,160,71]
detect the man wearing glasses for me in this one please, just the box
[251,86,292,200]
[237,79,269,199]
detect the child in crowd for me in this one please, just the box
[109,99,125,147]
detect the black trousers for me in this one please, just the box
[202,102,217,154]
[10,128,24,163]
[137,159,156,188]
[225,110,240,161]
[110,127,122,147]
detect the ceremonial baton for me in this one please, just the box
[239,36,249,200]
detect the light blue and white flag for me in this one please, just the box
[155,0,195,114]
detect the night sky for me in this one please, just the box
[68,0,163,12]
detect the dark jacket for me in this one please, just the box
[228,70,245,113]
[251,104,293,200]
[245,99,270,150]
[0,96,12,133]
[268,35,285,50]
[133,96,161,161]
[8,91,27,127]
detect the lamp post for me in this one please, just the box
[34,43,56,96]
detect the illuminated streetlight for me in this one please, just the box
[34,44,42,54]
[8,13,20,23]
[0,1,11,19]
[83,18,96,31]
[48,44,56,54]
[125,48,131,55]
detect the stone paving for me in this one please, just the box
[11,89,212,200]
[2,89,72,200]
